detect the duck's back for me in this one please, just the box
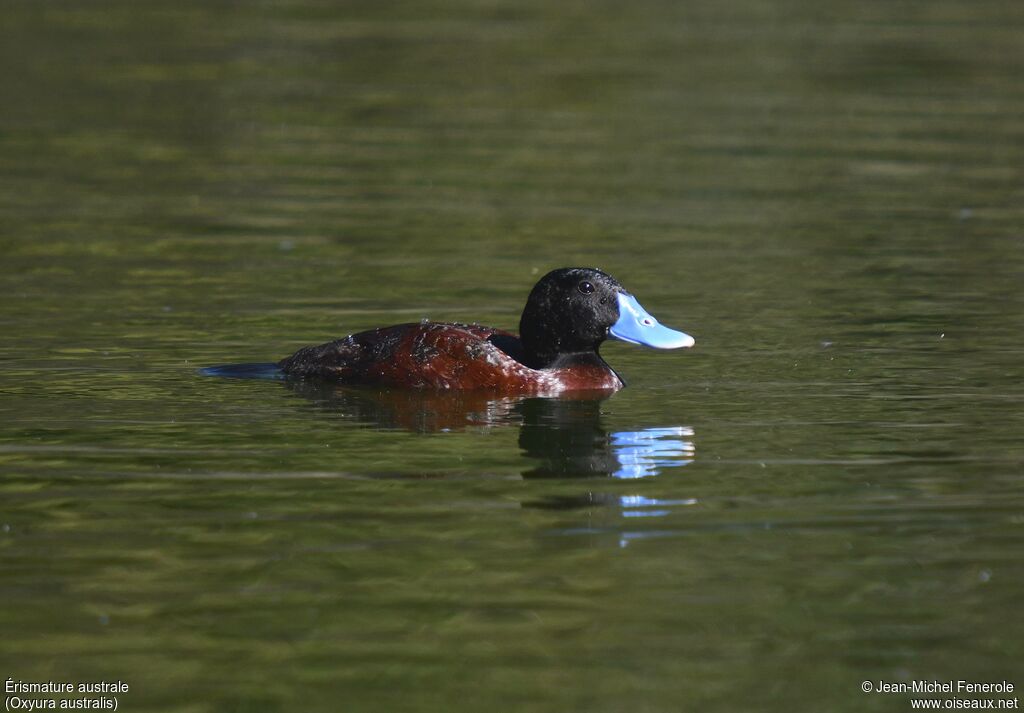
[279,322,525,390]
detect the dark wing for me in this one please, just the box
[278,324,405,380]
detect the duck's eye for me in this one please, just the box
[578,281,595,294]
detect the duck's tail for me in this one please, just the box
[199,363,284,380]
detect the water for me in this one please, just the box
[2,1,1023,711]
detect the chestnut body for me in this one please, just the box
[279,322,623,394]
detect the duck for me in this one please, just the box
[277,267,694,394]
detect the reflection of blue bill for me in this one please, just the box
[611,426,695,479]
[617,494,700,546]
[619,494,698,518]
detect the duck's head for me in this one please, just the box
[518,267,694,368]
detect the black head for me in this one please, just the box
[518,267,624,368]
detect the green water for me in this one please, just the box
[2,1,1023,711]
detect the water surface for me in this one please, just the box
[2,1,1023,711]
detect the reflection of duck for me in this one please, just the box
[277,381,695,480]
[282,379,530,432]
[516,396,620,477]
[519,401,694,479]
[276,268,694,394]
